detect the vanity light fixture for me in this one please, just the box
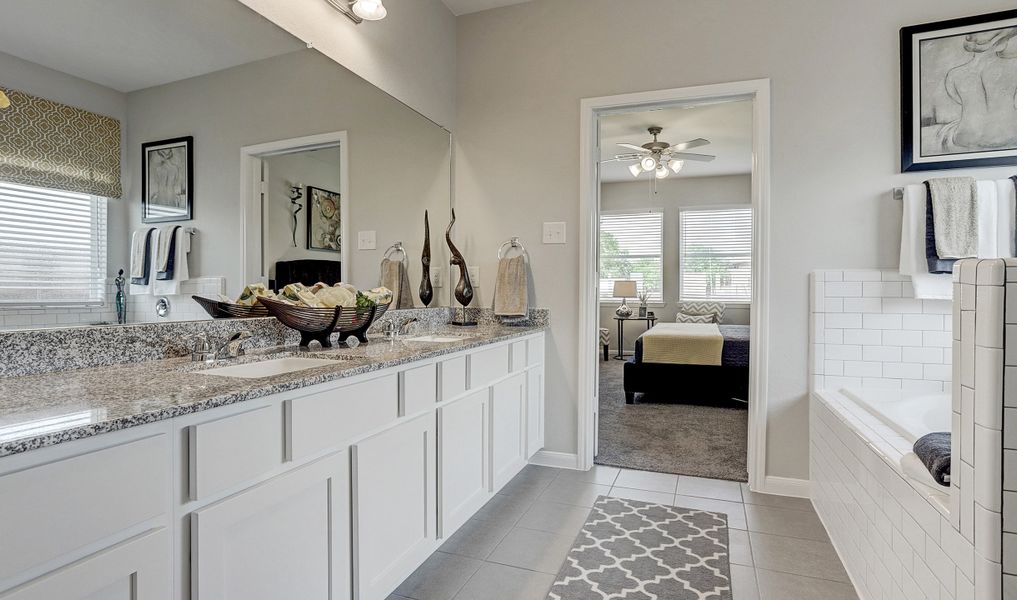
[325,0,387,24]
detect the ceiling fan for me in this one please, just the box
[607,126,716,179]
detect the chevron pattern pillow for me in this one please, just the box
[676,301,725,323]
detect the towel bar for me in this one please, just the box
[892,187,905,201]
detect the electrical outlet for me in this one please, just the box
[467,265,480,283]
[432,270,443,288]
[358,231,376,250]
[543,222,566,244]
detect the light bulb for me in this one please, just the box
[352,0,387,20]
[628,164,643,177]
[670,160,684,174]
[655,165,669,179]
[640,156,657,171]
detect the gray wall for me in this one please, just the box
[599,175,751,355]
[125,49,451,300]
[453,0,1017,481]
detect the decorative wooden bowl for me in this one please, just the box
[192,296,271,319]
[257,297,391,348]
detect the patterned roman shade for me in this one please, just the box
[0,86,122,198]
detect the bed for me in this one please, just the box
[623,323,749,404]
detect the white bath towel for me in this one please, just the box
[155,225,179,275]
[151,227,191,296]
[129,235,157,296]
[976,180,998,258]
[130,227,154,281]
[997,178,1017,258]
[928,177,978,259]
[899,184,952,300]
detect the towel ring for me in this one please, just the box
[497,237,529,262]
[383,242,408,263]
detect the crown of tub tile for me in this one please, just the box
[977,259,1006,286]
[0,307,551,378]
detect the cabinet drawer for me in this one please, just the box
[468,345,509,389]
[401,363,437,416]
[0,434,169,581]
[527,336,544,367]
[287,374,398,460]
[439,356,467,402]
[189,406,283,501]
[510,341,526,373]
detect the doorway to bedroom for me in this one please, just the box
[588,90,761,484]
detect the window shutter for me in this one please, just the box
[679,207,752,303]
[0,182,108,306]
[599,210,664,303]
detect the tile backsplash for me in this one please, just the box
[810,269,952,391]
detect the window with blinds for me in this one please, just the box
[599,210,664,303]
[0,181,107,306]
[679,206,752,303]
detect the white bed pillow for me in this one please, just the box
[675,312,714,324]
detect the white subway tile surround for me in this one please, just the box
[811,270,952,391]
[812,260,1008,600]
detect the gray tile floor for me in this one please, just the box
[388,465,859,600]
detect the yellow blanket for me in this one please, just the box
[640,323,723,366]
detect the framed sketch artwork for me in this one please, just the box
[307,186,342,252]
[141,136,193,222]
[901,10,1017,172]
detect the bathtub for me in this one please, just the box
[840,387,951,443]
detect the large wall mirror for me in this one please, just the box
[0,0,451,331]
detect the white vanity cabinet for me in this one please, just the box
[351,413,436,600]
[0,331,545,600]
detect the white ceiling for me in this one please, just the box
[441,0,534,16]
[0,0,304,93]
[599,100,753,183]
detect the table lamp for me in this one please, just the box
[613,280,637,318]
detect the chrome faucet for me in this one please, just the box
[378,318,419,340]
[399,318,419,336]
[215,330,254,360]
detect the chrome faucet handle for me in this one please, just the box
[187,332,215,363]
[215,330,254,360]
[398,318,419,336]
[378,320,397,340]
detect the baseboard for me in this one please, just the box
[756,475,811,498]
[528,450,580,470]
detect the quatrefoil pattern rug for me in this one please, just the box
[547,496,732,600]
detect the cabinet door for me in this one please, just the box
[491,373,527,490]
[526,367,545,459]
[191,452,350,600]
[438,389,490,538]
[352,413,436,600]
[0,528,170,600]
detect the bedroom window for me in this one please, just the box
[599,209,663,303]
[679,206,752,303]
[0,181,108,306]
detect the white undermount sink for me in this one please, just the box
[198,357,339,379]
[403,335,465,343]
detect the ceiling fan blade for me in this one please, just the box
[670,152,716,162]
[616,143,649,152]
[613,154,642,160]
[668,138,710,152]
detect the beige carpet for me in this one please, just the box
[595,358,748,482]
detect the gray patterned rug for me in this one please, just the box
[547,496,732,600]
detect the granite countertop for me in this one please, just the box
[0,324,545,457]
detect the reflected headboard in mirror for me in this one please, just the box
[0,0,451,331]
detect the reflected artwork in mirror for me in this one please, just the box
[0,0,452,331]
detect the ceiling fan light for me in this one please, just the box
[352,0,387,20]
[628,163,643,177]
[655,165,669,179]
[670,160,685,174]
[640,156,657,171]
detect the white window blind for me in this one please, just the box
[599,210,663,303]
[679,206,752,303]
[0,181,107,306]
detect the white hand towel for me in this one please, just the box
[900,184,952,300]
[130,227,154,281]
[151,227,191,296]
[155,225,179,275]
[928,177,978,259]
[976,180,998,258]
[997,178,1017,258]
[129,234,159,296]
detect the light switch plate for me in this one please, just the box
[543,222,566,244]
[358,231,376,250]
